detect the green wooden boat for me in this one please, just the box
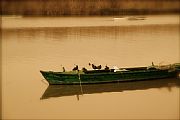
[40,63,180,85]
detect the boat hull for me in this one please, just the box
[40,69,177,85]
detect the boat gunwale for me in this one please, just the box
[40,69,169,76]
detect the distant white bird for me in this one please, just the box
[113,17,124,21]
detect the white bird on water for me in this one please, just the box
[113,17,124,21]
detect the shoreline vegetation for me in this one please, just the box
[1,0,180,16]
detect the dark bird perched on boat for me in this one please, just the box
[147,62,157,70]
[105,65,109,70]
[82,67,88,72]
[89,63,102,70]
[96,65,102,69]
[92,64,97,69]
[61,65,66,72]
[62,67,66,72]
[72,65,79,71]
[90,63,102,70]
[152,62,155,66]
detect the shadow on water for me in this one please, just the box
[41,78,180,100]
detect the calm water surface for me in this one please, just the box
[2,15,180,119]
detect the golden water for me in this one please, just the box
[1,15,180,119]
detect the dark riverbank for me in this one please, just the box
[1,0,180,16]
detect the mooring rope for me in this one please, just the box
[78,70,83,95]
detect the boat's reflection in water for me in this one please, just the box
[41,78,180,100]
